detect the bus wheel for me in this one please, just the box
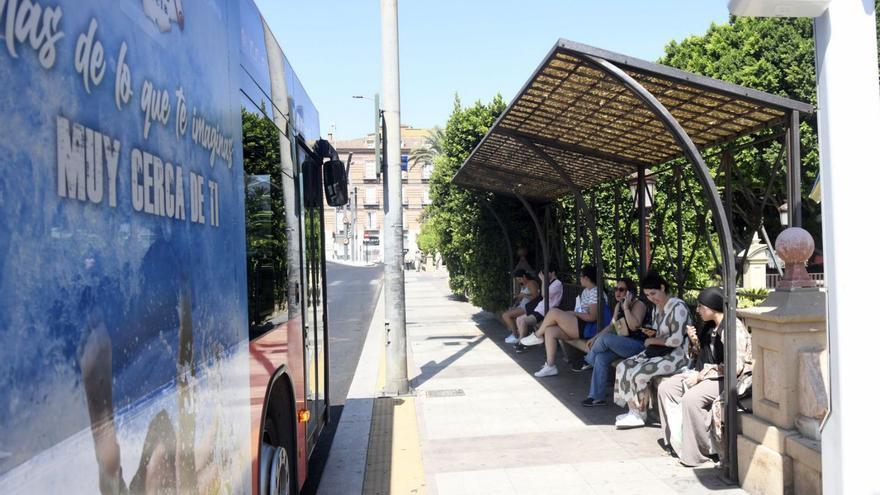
[260,417,291,495]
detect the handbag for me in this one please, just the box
[644,344,674,358]
[524,296,542,316]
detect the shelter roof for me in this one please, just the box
[452,39,813,201]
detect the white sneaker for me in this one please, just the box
[615,410,646,429]
[504,333,519,344]
[534,363,558,377]
[615,412,629,422]
[520,333,544,346]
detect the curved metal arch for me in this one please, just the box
[583,54,739,481]
[517,139,607,328]
[477,195,516,299]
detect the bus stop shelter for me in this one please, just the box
[451,39,813,482]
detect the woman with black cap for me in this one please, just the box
[656,286,753,467]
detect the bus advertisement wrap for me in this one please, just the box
[0,0,253,492]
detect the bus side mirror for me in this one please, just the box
[323,159,349,206]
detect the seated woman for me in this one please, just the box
[502,269,540,344]
[521,265,610,378]
[613,271,691,428]
[579,278,649,407]
[656,286,753,466]
[513,264,563,350]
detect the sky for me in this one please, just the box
[253,1,732,141]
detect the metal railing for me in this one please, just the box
[766,272,825,288]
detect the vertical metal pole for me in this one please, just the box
[353,187,359,262]
[787,111,803,228]
[348,186,354,260]
[675,164,684,297]
[589,194,605,328]
[375,93,381,171]
[815,3,880,493]
[380,0,408,396]
[575,201,583,273]
[723,149,734,238]
[613,185,621,279]
[637,165,648,278]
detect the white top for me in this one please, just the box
[574,287,597,313]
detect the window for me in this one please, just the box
[402,186,408,205]
[421,162,434,181]
[365,187,378,205]
[423,188,432,205]
[241,101,293,340]
[364,160,376,180]
[367,212,377,229]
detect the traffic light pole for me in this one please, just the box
[380,0,408,396]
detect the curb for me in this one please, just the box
[316,286,386,495]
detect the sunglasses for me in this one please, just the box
[615,287,628,293]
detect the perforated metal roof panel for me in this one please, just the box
[453,39,813,200]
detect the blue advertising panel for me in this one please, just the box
[0,0,253,491]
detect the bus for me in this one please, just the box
[0,1,348,493]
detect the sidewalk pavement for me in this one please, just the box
[319,271,747,495]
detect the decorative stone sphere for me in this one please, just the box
[775,227,814,265]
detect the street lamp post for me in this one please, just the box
[628,168,656,277]
[380,0,408,396]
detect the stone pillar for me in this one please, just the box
[736,227,827,495]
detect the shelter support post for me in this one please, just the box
[583,54,739,483]
[518,139,606,329]
[675,164,684,298]
[723,149,734,243]
[575,204,583,273]
[637,165,649,279]
[478,196,516,299]
[613,185,622,279]
[514,191,549,316]
[786,111,802,228]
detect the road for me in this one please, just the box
[302,260,384,494]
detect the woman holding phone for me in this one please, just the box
[579,278,649,407]
[613,271,692,428]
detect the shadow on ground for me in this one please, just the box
[463,310,738,492]
[301,405,344,495]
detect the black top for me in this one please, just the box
[615,299,650,342]
[695,321,724,370]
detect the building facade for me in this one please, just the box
[324,126,433,263]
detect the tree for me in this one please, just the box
[409,126,445,171]
[424,94,539,311]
